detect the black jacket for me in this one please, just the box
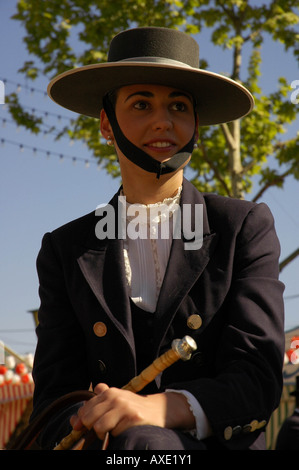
[31,178,285,450]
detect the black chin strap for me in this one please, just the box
[103,95,195,179]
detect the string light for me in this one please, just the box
[15,104,70,122]
[0,77,104,170]
[0,137,99,168]
[1,77,72,121]
[0,117,83,144]
[1,77,48,99]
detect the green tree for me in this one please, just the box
[8,0,299,269]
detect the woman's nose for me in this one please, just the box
[151,108,173,131]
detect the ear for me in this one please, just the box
[100,109,114,139]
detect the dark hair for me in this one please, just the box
[105,88,119,109]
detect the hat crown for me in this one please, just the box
[108,27,199,69]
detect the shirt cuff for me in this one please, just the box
[165,389,212,440]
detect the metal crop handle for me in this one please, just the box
[54,336,197,450]
[123,336,197,393]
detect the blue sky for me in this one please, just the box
[1,1,298,356]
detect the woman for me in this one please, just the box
[31,27,284,450]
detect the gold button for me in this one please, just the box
[250,420,259,432]
[93,322,107,337]
[257,420,267,429]
[224,426,233,440]
[187,314,202,330]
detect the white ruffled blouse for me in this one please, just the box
[120,187,182,312]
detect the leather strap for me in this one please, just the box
[103,94,195,179]
[9,390,95,450]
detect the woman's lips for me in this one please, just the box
[144,140,176,152]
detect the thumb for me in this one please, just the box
[94,382,109,395]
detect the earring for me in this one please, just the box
[107,136,114,146]
[193,142,198,149]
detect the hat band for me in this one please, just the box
[115,56,194,69]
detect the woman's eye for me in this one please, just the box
[172,102,187,112]
[133,101,149,110]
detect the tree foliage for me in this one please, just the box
[8,0,299,268]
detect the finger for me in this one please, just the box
[93,408,142,439]
[77,394,111,430]
[70,413,84,431]
[94,383,109,395]
[92,408,124,440]
[70,400,87,430]
[77,387,132,432]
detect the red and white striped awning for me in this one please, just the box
[0,351,34,450]
[0,381,34,449]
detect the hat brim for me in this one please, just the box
[47,62,254,125]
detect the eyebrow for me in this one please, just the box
[124,90,193,103]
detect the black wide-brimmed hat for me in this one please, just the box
[48,27,254,126]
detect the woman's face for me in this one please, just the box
[103,84,197,164]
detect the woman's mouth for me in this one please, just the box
[151,141,172,148]
[145,140,176,152]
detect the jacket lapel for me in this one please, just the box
[77,192,134,350]
[154,179,218,348]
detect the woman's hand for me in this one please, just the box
[70,383,195,440]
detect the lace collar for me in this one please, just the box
[119,186,182,225]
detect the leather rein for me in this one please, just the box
[9,390,95,450]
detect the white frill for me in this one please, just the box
[119,187,182,312]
